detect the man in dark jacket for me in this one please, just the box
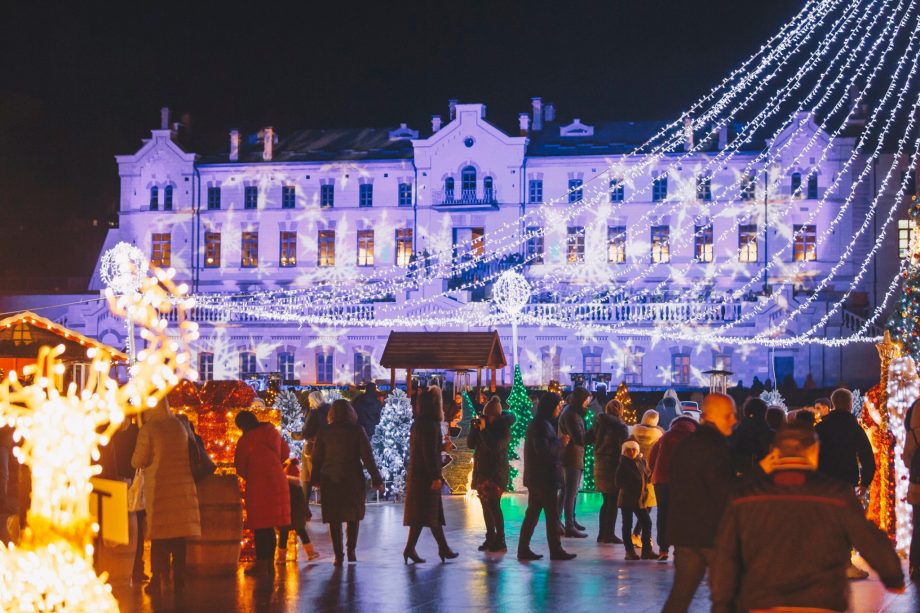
[558,387,591,538]
[663,393,737,613]
[352,382,383,440]
[729,397,772,478]
[710,423,904,612]
[518,392,576,561]
[816,388,875,492]
[648,415,697,561]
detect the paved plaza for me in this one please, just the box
[113,494,917,612]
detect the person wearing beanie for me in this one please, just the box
[630,409,664,545]
[729,397,772,478]
[710,423,904,612]
[558,387,592,538]
[615,438,654,560]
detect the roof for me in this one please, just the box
[0,311,128,361]
[380,331,507,370]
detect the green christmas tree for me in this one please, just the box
[890,203,920,360]
[582,406,596,492]
[615,382,637,425]
[274,389,304,459]
[506,365,533,491]
[371,388,413,497]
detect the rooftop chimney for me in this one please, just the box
[448,99,458,121]
[532,97,543,131]
[718,124,728,150]
[262,127,274,161]
[683,116,694,152]
[519,113,530,136]
[544,103,555,123]
[229,130,240,161]
[160,107,170,130]
[431,115,442,133]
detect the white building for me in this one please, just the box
[54,99,912,390]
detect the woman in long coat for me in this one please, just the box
[468,396,515,553]
[587,399,629,544]
[310,399,384,566]
[131,399,201,594]
[403,386,458,563]
[234,410,291,577]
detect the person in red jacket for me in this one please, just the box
[234,410,291,577]
[648,415,698,562]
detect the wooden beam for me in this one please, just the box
[490,367,496,392]
[390,368,396,391]
[476,368,482,399]
[406,368,413,398]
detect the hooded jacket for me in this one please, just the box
[648,416,697,485]
[615,450,650,508]
[235,423,292,529]
[558,404,587,469]
[468,412,516,491]
[587,413,630,493]
[631,410,664,459]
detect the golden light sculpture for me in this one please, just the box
[0,268,197,612]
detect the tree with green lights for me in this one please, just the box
[506,365,533,491]
[582,406,596,492]
[890,201,920,360]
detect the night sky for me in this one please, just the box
[0,0,802,288]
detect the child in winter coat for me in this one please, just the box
[615,439,654,560]
[278,459,320,563]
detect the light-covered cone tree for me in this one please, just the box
[274,389,305,459]
[507,365,533,491]
[615,382,637,425]
[371,388,413,496]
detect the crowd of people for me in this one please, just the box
[7,377,907,611]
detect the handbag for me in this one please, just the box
[189,435,217,482]
[128,468,145,512]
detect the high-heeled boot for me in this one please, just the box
[431,526,458,562]
[403,525,426,564]
[329,523,344,566]
[346,522,359,562]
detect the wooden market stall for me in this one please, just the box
[379,331,507,397]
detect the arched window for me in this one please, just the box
[483,176,494,202]
[461,166,477,197]
[791,172,803,199]
[149,186,159,210]
[163,185,173,211]
[444,177,455,201]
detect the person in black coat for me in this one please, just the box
[663,392,738,613]
[301,392,331,519]
[352,382,383,441]
[815,388,875,492]
[468,396,515,553]
[517,392,577,561]
[729,397,772,478]
[615,439,654,560]
[587,399,630,544]
[558,387,591,538]
[402,386,457,564]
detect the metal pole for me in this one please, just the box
[763,169,769,295]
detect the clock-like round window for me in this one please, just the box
[464,137,475,148]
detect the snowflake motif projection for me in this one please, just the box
[99,242,148,295]
[0,268,197,612]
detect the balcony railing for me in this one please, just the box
[523,300,744,324]
[432,189,497,206]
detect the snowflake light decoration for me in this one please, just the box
[100,242,148,295]
[492,270,531,317]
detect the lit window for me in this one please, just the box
[204,232,221,268]
[281,185,296,209]
[609,179,625,203]
[151,233,171,268]
[652,175,668,202]
[239,351,257,378]
[695,223,713,262]
[279,231,297,267]
[359,183,373,208]
[525,226,544,264]
[207,185,221,210]
[149,186,159,211]
[567,227,585,263]
[279,352,296,383]
[357,229,375,266]
[607,225,626,263]
[651,225,670,263]
[241,231,259,268]
[741,174,757,201]
[739,224,758,262]
[714,354,732,372]
[790,172,803,199]
[244,186,258,210]
[164,185,173,211]
[396,228,413,267]
[793,224,816,262]
[320,184,334,208]
[529,180,543,204]
[318,230,335,266]
[899,219,914,258]
[671,353,690,386]
[696,175,712,201]
[398,183,412,207]
[568,179,583,203]
[806,174,818,200]
[316,350,334,384]
[198,353,214,382]
[354,350,372,385]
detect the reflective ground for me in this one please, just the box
[114,493,918,612]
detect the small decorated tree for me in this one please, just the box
[274,389,305,459]
[371,388,413,497]
[615,382,637,425]
[582,406,596,492]
[507,365,534,491]
[889,199,920,361]
[760,388,787,412]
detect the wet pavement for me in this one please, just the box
[113,493,919,612]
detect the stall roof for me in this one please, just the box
[380,331,506,370]
[0,311,128,362]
